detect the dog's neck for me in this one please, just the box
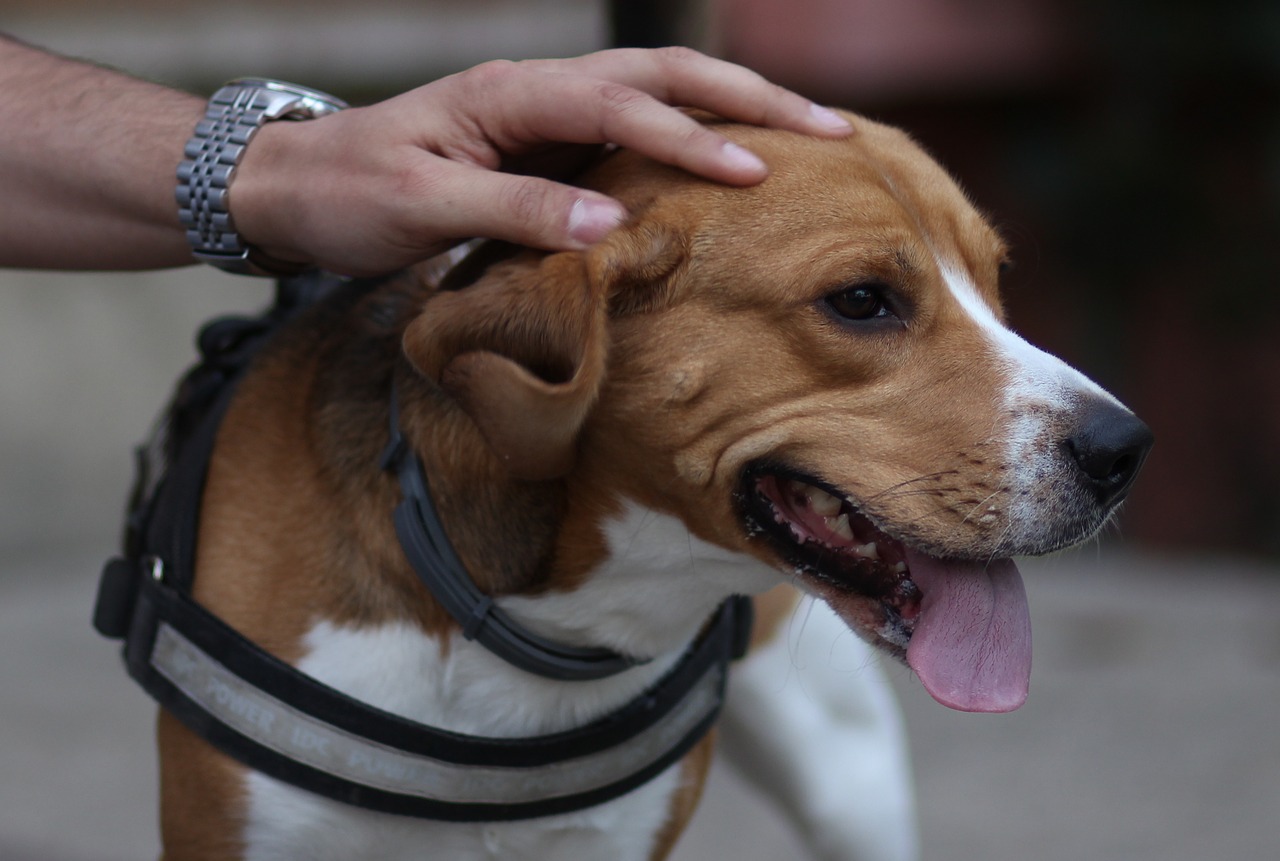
[303,282,767,668]
[400,380,570,598]
[399,390,766,662]
[497,497,777,659]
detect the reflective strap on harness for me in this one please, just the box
[100,553,747,820]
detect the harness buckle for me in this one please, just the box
[93,557,141,640]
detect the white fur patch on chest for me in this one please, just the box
[500,501,781,658]
[240,618,683,861]
[240,501,775,861]
[243,768,680,861]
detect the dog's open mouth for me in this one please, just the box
[741,465,1033,713]
[746,470,923,648]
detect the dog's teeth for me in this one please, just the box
[854,541,880,560]
[807,488,842,516]
[892,561,907,574]
[825,513,854,540]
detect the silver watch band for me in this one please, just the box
[176,79,348,277]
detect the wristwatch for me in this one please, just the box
[176,78,348,276]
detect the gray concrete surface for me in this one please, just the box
[4,542,1280,860]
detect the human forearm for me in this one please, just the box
[0,34,200,269]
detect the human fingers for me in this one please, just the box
[230,104,626,275]
[527,47,853,139]
[232,50,856,274]
[435,60,822,187]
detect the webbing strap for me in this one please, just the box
[102,561,741,820]
[380,387,654,681]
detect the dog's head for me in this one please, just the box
[401,113,1151,713]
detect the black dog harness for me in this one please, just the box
[94,274,752,821]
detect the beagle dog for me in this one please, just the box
[141,111,1150,860]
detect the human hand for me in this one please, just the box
[230,47,854,277]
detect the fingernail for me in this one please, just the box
[721,142,767,175]
[809,103,854,133]
[568,198,626,245]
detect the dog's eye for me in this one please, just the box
[827,284,890,321]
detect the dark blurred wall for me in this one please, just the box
[714,0,1280,557]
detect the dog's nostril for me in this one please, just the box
[1064,404,1154,508]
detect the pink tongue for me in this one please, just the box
[904,550,1031,713]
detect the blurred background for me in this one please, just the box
[1,1,1277,859]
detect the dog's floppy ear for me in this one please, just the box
[403,250,605,481]
[402,227,685,481]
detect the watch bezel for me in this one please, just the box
[225,78,350,122]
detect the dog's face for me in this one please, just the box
[404,114,1151,713]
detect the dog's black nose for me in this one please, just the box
[1065,401,1153,508]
